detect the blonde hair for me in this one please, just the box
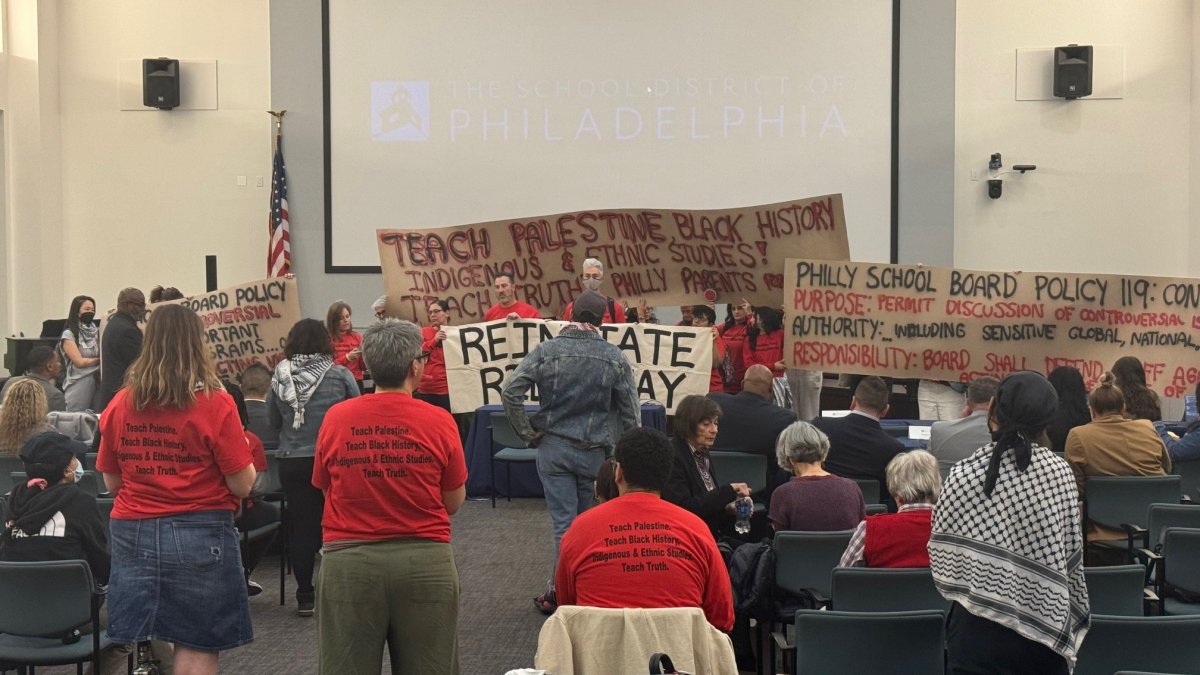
[1089,372,1125,417]
[0,380,49,455]
[125,304,223,410]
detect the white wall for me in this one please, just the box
[954,1,1194,276]
[0,0,271,357]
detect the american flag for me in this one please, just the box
[268,136,291,276]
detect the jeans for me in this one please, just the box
[537,435,606,586]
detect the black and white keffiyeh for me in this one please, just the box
[271,354,334,430]
[930,443,1090,669]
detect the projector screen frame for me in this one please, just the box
[320,0,902,273]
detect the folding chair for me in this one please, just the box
[1084,565,1153,616]
[0,456,24,494]
[830,567,948,613]
[1074,614,1200,675]
[262,451,290,606]
[489,412,537,508]
[1084,475,1182,564]
[1174,459,1199,501]
[793,609,945,674]
[0,560,112,675]
[850,478,881,505]
[768,530,854,675]
[1155,527,1200,616]
[710,451,768,514]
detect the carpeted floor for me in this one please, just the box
[38,497,556,675]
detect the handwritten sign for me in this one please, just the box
[157,277,302,379]
[442,319,713,414]
[785,259,1200,397]
[377,195,850,323]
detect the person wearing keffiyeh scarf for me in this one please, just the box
[267,318,359,615]
[929,371,1089,674]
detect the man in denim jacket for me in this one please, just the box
[502,290,640,614]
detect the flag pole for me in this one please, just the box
[267,110,286,150]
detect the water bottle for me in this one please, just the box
[734,496,753,535]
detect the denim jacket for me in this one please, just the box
[501,328,640,450]
[267,365,359,458]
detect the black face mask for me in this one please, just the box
[79,312,95,324]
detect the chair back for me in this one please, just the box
[1085,476,1182,531]
[84,452,99,471]
[793,609,945,673]
[1083,565,1147,616]
[1074,614,1200,675]
[0,454,25,494]
[1162,527,1200,595]
[851,478,881,504]
[709,451,767,494]
[937,460,954,482]
[0,560,95,637]
[865,503,887,516]
[830,567,948,612]
[1146,503,1200,551]
[96,497,115,529]
[773,530,855,599]
[1176,459,1200,501]
[534,606,736,675]
[490,412,528,450]
[264,452,285,496]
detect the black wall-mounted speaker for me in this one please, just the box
[143,58,180,109]
[1053,45,1092,99]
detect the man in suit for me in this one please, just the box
[813,376,905,490]
[239,363,279,451]
[97,288,145,411]
[708,364,796,499]
[928,377,998,464]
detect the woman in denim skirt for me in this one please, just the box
[96,304,257,675]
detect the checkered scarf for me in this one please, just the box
[930,444,1090,669]
[270,354,334,430]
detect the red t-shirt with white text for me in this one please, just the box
[312,392,467,544]
[418,326,449,395]
[484,301,541,321]
[96,388,254,519]
[555,492,734,632]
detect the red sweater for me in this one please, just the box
[863,508,934,568]
[331,331,364,381]
[742,329,784,378]
[419,326,448,395]
[717,322,748,393]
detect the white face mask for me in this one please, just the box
[71,459,84,483]
[582,278,602,292]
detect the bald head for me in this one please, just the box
[743,365,774,399]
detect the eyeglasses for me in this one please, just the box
[374,310,386,319]
[428,308,446,315]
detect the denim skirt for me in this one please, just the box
[107,510,254,651]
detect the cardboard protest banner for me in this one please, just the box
[156,277,302,379]
[785,258,1200,397]
[442,319,713,414]
[377,194,850,323]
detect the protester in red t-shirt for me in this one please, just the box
[718,302,751,393]
[743,306,785,378]
[690,305,727,393]
[96,304,256,675]
[416,299,452,412]
[562,257,626,324]
[327,300,364,384]
[556,427,734,632]
[312,318,467,674]
[484,273,541,321]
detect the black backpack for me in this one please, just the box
[728,539,776,619]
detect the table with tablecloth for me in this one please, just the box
[464,403,668,499]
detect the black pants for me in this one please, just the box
[277,456,324,596]
[236,497,281,576]
[946,602,1068,675]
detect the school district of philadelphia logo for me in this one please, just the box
[371,81,430,141]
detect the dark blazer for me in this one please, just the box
[812,412,905,487]
[97,312,143,411]
[708,390,795,496]
[661,436,737,536]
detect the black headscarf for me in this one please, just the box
[984,371,1058,496]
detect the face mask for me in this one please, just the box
[582,278,601,292]
[72,460,84,483]
[79,312,95,324]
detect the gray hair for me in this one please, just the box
[372,295,388,311]
[885,450,942,504]
[582,258,604,274]
[775,421,831,469]
[361,319,422,388]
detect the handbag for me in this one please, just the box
[648,653,691,675]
